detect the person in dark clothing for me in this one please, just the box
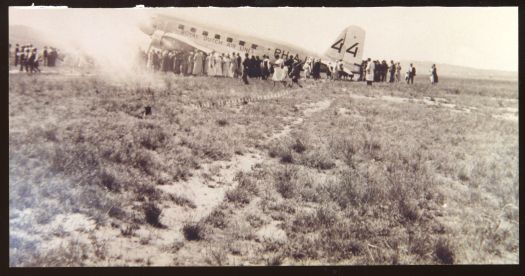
[174,51,182,74]
[161,51,169,72]
[248,56,256,78]
[47,48,57,67]
[14,44,20,66]
[19,49,26,72]
[26,49,35,73]
[242,53,250,84]
[29,48,41,73]
[289,61,303,88]
[430,64,438,84]
[255,56,262,79]
[284,56,294,74]
[407,63,416,84]
[312,59,321,80]
[373,61,380,82]
[236,53,242,77]
[389,60,396,83]
[24,49,31,72]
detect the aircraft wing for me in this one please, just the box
[161,32,213,53]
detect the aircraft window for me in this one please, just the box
[190,27,196,33]
[227,37,233,43]
[251,44,258,49]
[178,24,184,30]
[214,34,221,39]
[239,40,245,46]
[202,31,208,36]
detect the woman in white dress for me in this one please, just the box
[272,56,288,88]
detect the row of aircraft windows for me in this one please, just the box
[178,24,258,49]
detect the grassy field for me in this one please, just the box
[9,71,518,266]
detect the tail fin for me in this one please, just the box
[324,26,366,73]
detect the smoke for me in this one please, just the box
[10,8,153,79]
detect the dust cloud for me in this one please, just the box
[10,8,155,80]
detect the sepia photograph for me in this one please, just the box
[8,5,518,267]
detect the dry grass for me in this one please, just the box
[9,71,518,266]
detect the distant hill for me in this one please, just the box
[399,60,517,81]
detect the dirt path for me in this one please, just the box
[85,95,334,266]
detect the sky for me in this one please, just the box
[9,7,518,72]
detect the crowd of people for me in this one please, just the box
[10,42,438,86]
[144,48,312,87]
[143,48,439,87]
[358,59,439,86]
[9,43,59,74]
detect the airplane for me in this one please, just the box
[139,13,366,78]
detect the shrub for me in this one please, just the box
[183,223,206,241]
[280,152,294,164]
[399,199,420,222]
[225,187,250,205]
[216,118,229,126]
[204,209,228,229]
[275,166,298,199]
[291,138,306,153]
[169,194,197,209]
[435,237,455,264]
[226,172,258,205]
[143,203,163,227]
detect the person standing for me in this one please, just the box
[389,60,395,83]
[19,47,26,72]
[24,48,31,72]
[206,51,214,76]
[193,51,203,76]
[289,61,303,88]
[162,51,170,72]
[43,46,48,67]
[187,51,194,75]
[179,51,187,76]
[26,48,36,74]
[173,51,180,74]
[241,53,250,84]
[395,62,402,82]
[312,59,321,80]
[272,55,287,88]
[430,64,438,85]
[221,53,229,77]
[407,63,416,84]
[214,53,222,77]
[365,58,375,86]
[229,54,236,78]
[203,52,209,76]
[14,44,20,67]
[31,48,41,73]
